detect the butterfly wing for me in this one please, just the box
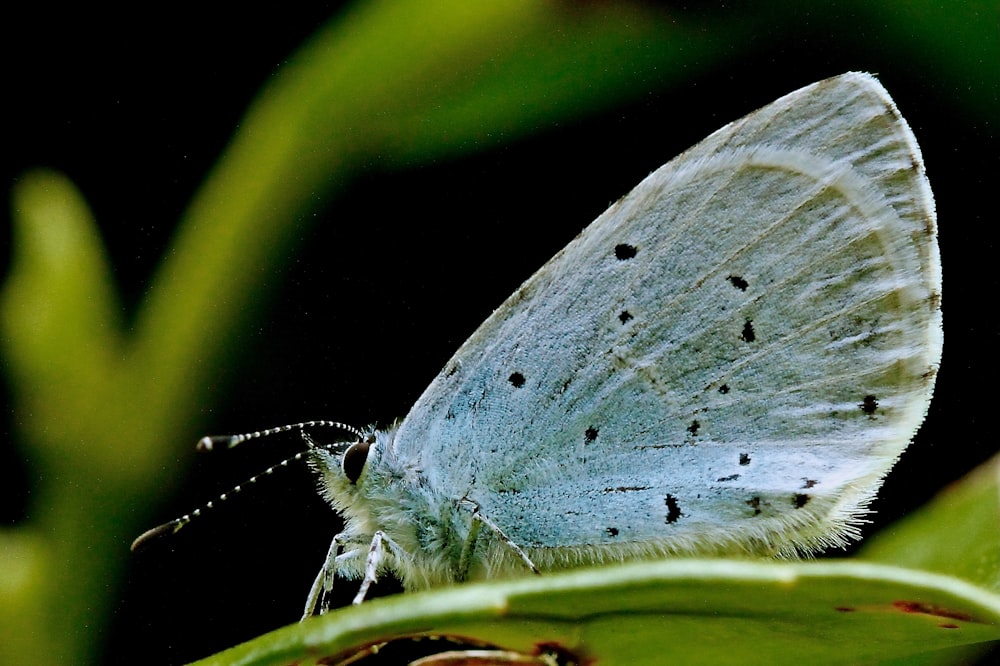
[391,72,941,563]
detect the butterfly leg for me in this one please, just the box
[302,533,359,619]
[455,515,482,582]
[352,530,410,605]
[457,498,540,575]
[300,534,342,621]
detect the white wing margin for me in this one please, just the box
[392,72,941,562]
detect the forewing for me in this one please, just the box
[392,72,941,556]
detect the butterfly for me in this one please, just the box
[135,72,941,620]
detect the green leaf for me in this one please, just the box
[860,454,1000,593]
[192,560,1000,666]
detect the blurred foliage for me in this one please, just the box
[1,0,997,664]
[860,454,1000,594]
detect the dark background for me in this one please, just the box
[4,2,997,664]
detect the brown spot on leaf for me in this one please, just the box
[893,601,974,623]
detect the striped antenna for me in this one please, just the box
[131,421,363,552]
[196,420,366,452]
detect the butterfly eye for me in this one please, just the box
[342,437,373,484]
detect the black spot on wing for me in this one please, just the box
[929,291,942,311]
[739,453,751,466]
[716,474,740,482]
[665,494,682,524]
[746,496,762,516]
[508,372,526,388]
[687,420,700,436]
[606,527,619,537]
[618,310,633,324]
[794,493,811,508]
[860,394,878,416]
[584,426,599,443]
[727,275,749,291]
[614,243,637,260]
[740,320,756,343]
[801,479,818,489]
[719,384,730,394]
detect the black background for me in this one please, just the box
[4,2,997,664]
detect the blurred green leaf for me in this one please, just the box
[3,171,123,456]
[861,454,1000,593]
